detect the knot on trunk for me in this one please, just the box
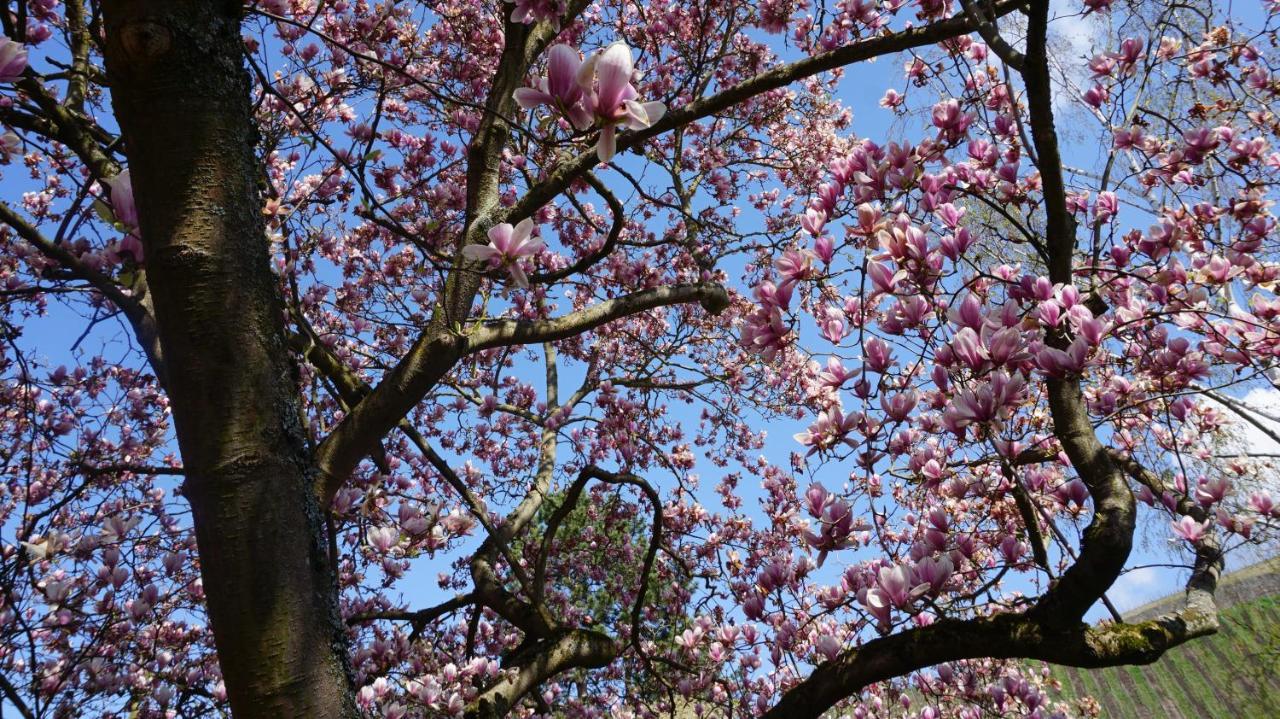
[120,21,172,61]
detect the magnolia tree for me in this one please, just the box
[1,0,1279,717]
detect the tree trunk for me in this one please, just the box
[100,2,357,716]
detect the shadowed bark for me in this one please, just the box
[100,2,358,716]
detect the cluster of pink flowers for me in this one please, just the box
[515,42,667,162]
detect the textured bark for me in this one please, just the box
[100,2,357,717]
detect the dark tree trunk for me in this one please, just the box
[100,2,357,716]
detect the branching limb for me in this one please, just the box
[534,466,664,648]
[528,173,625,285]
[1197,386,1280,447]
[313,282,728,502]
[466,628,616,719]
[959,0,1025,69]
[467,282,730,353]
[346,593,475,642]
[0,201,167,381]
[1021,0,1134,630]
[0,669,36,719]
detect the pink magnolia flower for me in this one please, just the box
[876,564,929,608]
[365,526,399,553]
[867,261,902,295]
[803,493,865,566]
[741,306,789,359]
[794,407,858,456]
[513,44,591,129]
[0,37,27,82]
[1033,338,1090,377]
[1249,491,1277,517]
[801,207,827,236]
[912,554,953,593]
[1094,191,1118,224]
[775,248,815,289]
[813,633,842,662]
[1194,476,1230,506]
[1170,515,1210,543]
[461,218,543,288]
[578,42,667,161]
[813,235,835,264]
[862,336,892,373]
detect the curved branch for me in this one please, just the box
[528,172,625,285]
[314,282,727,501]
[467,282,730,353]
[0,201,167,382]
[1021,0,1133,630]
[466,628,617,719]
[346,593,475,641]
[535,466,664,647]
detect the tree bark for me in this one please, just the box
[100,2,357,716]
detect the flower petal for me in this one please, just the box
[641,101,666,125]
[461,244,497,262]
[546,44,581,100]
[508,264,530,289]
[594,42,634,111]
[596,125,617,162]
[513,87,554,109]
[510,217,535,243]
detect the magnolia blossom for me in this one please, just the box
[1170,515,1210,543]
[794,408,858,456]
[579,43,667,161]
[513,44,591,128]
[0,37,27,82]
[862,564,929,625]
[461,218,543,288]
[515,42,666,162]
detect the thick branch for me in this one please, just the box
[763,599,1218,719]
[313,282,727,502]
[466,628,617,719]
[467,282,729,352]
[1021,0,1133,630]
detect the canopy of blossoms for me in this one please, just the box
[0,1,1278,718]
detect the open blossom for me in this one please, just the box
[1171,515,1210,543]
[461,218,543,288]
[794,407,858,456]
[862,564,929,625]
[801,484,868,565]
[0,37,27,82]
[741,306,790,359]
